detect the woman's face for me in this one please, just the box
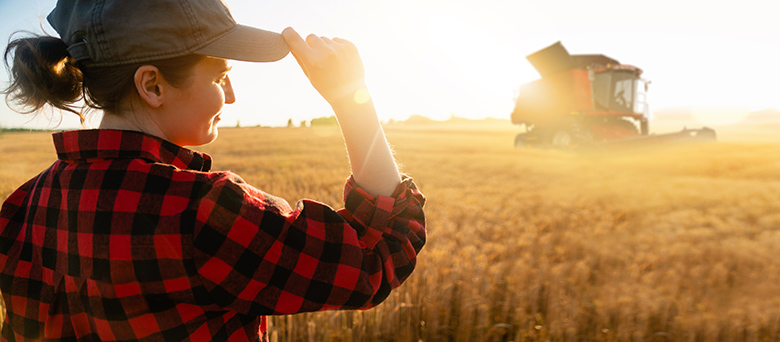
[159,57,235,146]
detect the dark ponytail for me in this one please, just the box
[3,33,85,124]
[4,32,205,126]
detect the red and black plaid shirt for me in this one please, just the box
[0,129,426,341]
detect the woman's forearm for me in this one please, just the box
[331,96,401,197]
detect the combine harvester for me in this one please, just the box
[511,42,716,149]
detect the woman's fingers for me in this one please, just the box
[305,34,332,52]
[283,28,335,68]
[281,27,311,77]
[282,27,309,58]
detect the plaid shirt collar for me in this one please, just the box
[52,129,213,172]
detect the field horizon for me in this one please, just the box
[1,123,780,341]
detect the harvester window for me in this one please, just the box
[633,79,649,115]
[610,72,635,112]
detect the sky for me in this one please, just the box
[0,0,778,129]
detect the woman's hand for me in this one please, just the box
[282,27,368,109]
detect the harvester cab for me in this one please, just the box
[512,42,714,148]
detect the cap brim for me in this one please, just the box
[194,25,290,62]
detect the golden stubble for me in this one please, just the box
[2,123,780,341]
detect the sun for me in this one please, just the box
[418,12,535,120]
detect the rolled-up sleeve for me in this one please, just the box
[191,172,426,316]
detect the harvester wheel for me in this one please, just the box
[550,129,574,147]
[589,118,640,142]
[613,118,640,134]
[514,134,527,148]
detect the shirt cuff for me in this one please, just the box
[342,175,419,250]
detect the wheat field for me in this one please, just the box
[1,122,780,342]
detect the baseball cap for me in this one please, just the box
[47,0,290,67]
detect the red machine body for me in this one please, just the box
[512,42,652,147]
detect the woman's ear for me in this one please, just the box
[134,65,164,108]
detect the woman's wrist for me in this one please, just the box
[327,86,371,112]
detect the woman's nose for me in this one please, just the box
[222,75,236,104]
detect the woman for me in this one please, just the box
[0,0,426,341]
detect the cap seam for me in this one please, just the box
[177,0,205,44]
[93,0,113,64]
